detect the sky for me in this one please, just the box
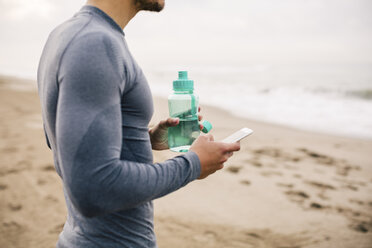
[0,0,371,79]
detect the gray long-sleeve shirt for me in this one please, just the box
[37,5,201,247]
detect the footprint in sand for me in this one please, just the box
[240,180,251,186]
[305,180,336,190]
[253,147,282,158]
[297,148,335,165]
[245,229,309,247]
[297,148,360,177]
[310,202,325,209]
[37,178,47,185]
[192,230,218,243]
[343,184,358,191]
[293,173,302,179]
[286,190,309,198]
[42,164,55,172]
[349,221,371,233]
[247,159,263,168]
[276,182,294,188]
[349,199,365,206]
[45,195,59,203]
[2,221,23,231]
[1,146,18,153]
[327,205,372,233]
[336,165,355,177]
[253,147,301,163]
[284,164,298,170]
[260,170,283,177]
[8,203,22,211]
[285,190,310,204]
[317,192,330,201]
[0,160,32,176]
[334,178,365,191]
[0,183,7,190]
[291,157,302,162]
[245,232,262,239]
[226,166,242,174]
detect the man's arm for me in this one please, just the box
[56,33,200,217]
[43,124,51,149]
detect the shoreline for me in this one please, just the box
[154,94,372,142]
[1,75,372,247]
[1,73,371,142]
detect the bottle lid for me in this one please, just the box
[201,120,213,133]
[173,71,194,91]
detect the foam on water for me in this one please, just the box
[147,63,372,139]
[5,63,372,139]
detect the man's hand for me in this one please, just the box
[189,134,240,179]
[149,107,203,151]
[149,118,180,150]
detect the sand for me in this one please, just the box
[0,75,371,248]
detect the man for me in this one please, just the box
[37,0,240,247]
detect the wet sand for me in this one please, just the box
[1,75,371,247]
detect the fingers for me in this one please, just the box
[199,123,204,131]
[204,133,214,141]
[227,142,241,152]
[168,118,179,126]
[198,107,202,124]
[220,141,240,153]
[159,118,179,128]
[198,113,203,130]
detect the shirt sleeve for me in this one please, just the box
[43,124,51,149]
[56,32,201,217]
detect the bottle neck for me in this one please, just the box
[173,89,194,94]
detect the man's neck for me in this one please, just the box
[86,0,138,29]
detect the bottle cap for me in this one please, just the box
[173,71,194,91]
[201,120,213,133]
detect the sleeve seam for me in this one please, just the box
[56,14,94,87]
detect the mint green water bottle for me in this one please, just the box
[168,71,212,152]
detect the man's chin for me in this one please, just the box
[136,0,165,12]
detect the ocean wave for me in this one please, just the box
[346,89,372,100]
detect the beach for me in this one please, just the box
[0,75,371,248]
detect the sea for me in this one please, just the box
[145,63,372,140]
[3,62,371,140]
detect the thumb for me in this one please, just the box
[225,141,240,152]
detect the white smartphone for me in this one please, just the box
[221,128,253,143]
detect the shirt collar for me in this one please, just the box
[80,5,125,36]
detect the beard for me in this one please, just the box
[134,0,165,12]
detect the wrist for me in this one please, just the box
[186,151,202,180]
